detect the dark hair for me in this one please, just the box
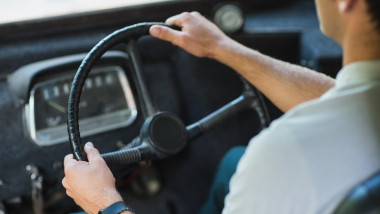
[365,0,380,32]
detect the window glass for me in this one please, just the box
[0,0,173,24]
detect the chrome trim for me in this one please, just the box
[25,66,137,146]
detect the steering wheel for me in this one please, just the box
[67,22,270,164]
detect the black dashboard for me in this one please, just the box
[0,0,342,213]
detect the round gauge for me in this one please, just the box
[213,4,244,34]
[26,66,137,146]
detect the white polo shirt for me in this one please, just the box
[223,60,380,214]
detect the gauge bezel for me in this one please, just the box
[213,3,244,34]
[25,65,137,146]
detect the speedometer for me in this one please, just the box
[25,66,137,146]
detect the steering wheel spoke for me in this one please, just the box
[186,81,270,140]
[126,40,157,118]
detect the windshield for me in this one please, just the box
[0,0,173,24]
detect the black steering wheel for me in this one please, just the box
[67,22,270,164]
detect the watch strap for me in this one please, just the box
[98,201,133,214]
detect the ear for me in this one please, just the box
[338,0,357,13]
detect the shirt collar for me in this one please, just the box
[336,59,380,88]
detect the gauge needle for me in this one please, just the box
[47,101,67,113]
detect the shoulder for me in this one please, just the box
[223,86,380,214]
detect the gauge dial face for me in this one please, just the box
[26,66,137,146]
[214,4,244,34]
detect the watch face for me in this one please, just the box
[214,4,244,34]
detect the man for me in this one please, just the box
[62,0,380,213]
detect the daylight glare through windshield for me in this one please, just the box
[0,0,172,24]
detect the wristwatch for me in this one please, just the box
[98,201,134,214]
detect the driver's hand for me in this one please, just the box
[62,142,123,214]
[149,11,229,59]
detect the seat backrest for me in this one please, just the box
[333,172,380,214]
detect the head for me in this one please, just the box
[365,0,380,33]
[315,0,380,45]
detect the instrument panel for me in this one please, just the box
[25,65,137,146]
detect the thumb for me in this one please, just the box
[84,142,103,163]
[149,25,183,45]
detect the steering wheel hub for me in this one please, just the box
[142,112,187,155]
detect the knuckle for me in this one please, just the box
[181,11,190,16]
[191,11,200,16]
[61,178,67,187]
[181,12,192,21]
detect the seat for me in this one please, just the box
[333,171,380,214]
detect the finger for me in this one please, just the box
[65,189,73,198]
[150,25,183,45]
[63,154,75,168]
[165,12,188,27]
[84,142,102,163]
[62,177,69,189]
[190,11,201,17]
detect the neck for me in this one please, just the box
[339,0,380,66]
[342,30,380,66]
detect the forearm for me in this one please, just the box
[150,12,335,112]
[212,38,336,112]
